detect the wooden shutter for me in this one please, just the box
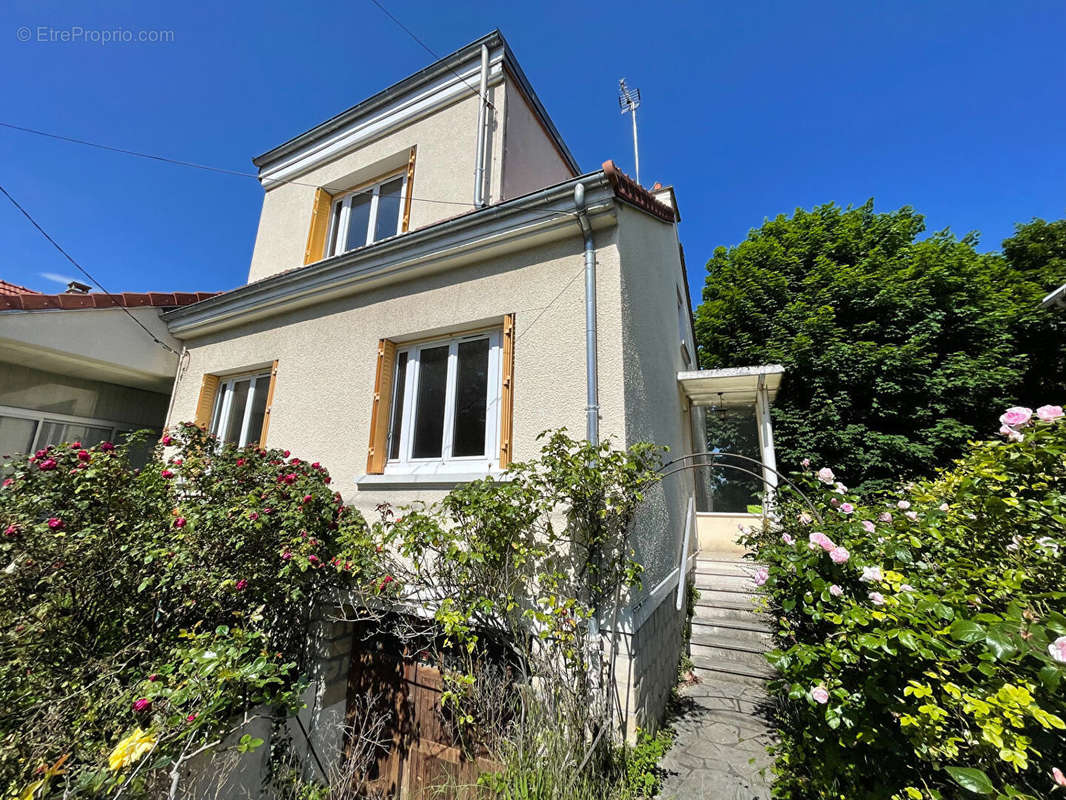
[367,339,398,474]
[401,147,416,233]
[303,188,335,265]
[194,374,220,429]
[255,360,280,448]
[498,314,516,468]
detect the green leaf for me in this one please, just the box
[950,620,985,643]
[944,766,994,795]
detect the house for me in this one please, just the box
[159,29,781,791]
[0,279,213,462]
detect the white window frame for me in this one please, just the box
[384,329,503,477]
[326,171,409,257]
[209,371,271,448]
[0,403,145,454]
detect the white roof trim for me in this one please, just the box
[677,364,785,407]
[1042,283,1066,310]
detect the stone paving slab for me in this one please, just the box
[656,678,774,800]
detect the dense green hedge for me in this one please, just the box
[744,405,1066,799]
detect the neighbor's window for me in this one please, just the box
[326,174,406,257]
[209,371,271,447]
[386,330,501,472]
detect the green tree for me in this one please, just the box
[694,202,1066,494]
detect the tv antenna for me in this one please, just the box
[618,78,642,185]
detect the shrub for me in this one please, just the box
[744,405,1066,800]
[0,424,376,798]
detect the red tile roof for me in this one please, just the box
[0,290,218,311]
[0,279,40,297]
[602,160,677,223]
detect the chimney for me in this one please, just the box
[66,280,92,294]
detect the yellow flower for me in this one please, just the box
[108,728,156,771]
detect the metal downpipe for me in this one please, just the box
[574,182,599,445]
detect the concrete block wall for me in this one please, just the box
[612,582,688,740]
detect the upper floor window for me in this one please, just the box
[678,289,692,365]
[386,330,502,473]
[326,174,407,257]
[209,371,271,447]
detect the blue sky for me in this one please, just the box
[1,0,1063,305]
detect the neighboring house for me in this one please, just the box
[159,29,781,790]
[0,281,213,461]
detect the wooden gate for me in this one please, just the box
[345,638,498,799]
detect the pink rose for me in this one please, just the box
[999,406,1033,427]
[817,467,835,484]
[173,517,186,529]
[77,450,90,462]
[161,435,173,446]
[1049,636,1066,664]
[38,458,57,471]
[811,686,829,704]
[809,532,835,551]
[1037,405,1064,422]
[47,517,63,529]
[1007,429,1025,443]
[878,512,892,523]
[1053,767,1066,787]
[829,546,850,564]
[236,458,246,466]
[283,450,291,458]
[797,512,813,525]
[753,566,769,586]
[281,551,293,560]
[2,478,13,488]
[70,441,82,449]
[235,579,247,591]
[249,511,259,521]
[148,674,159,682]
[302,494,313,504]
[161,469,174,479]
[904,510,918,521]
[801,458,811,468]
[999,424,1012,436]
[186,713,197,723]
[868,591,885,606]
[839,503,854,514]
[829,584,843,597]
[781,533,794,545]
[861,520,876,533]
[308,555,320,565]
[132,698,152,713]
[829,497,840,508]
[938,502,949,512]
[897,500,910,510]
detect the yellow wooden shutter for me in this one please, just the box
[255,360,280,448]
[367,339,397,474]
[303,188,335,265]
[194,374,220,429]
[498,314,516,468]
[401,147,416,233]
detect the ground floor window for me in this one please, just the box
[209,371,271,448]
[386,330,502,473]
[0,405,157,465]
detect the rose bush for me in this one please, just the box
[744,407,1066,800]
[0,423,378,798]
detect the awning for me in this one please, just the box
[677,364,784,408]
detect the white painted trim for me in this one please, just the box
[163,177,618,339]
[695,511,763,518]
[260,58,506,187]
[354,471,508,490]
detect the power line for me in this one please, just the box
[0,121,476,207]
[364,0,495,110]
[0,182,180,356]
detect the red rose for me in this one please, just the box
[38,458,57,471]
[236,458,246,466]
[161,469,174,479]
[132,698,152,713]
[77,450,90,462]
[173,517,186,529]
[100,442,115,452]
[47,518,63,529]
[161,435,173,446]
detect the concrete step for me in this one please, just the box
[691,653,773,686]
[690,636,770,665]
[693,571,763,593]
[694,558,763,578]
[693,588,765,609]
[691,625,772,650]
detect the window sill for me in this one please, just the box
[355,471,510,491]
